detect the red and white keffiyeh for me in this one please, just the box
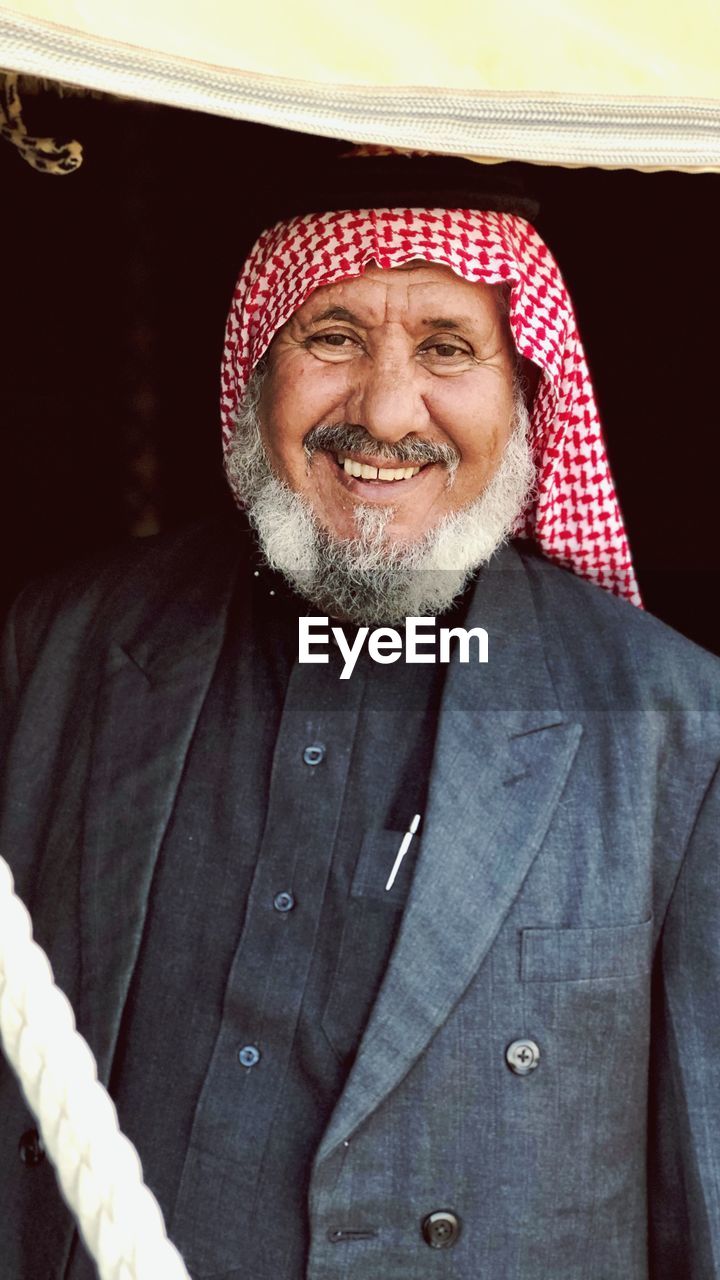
[221,207,640,605]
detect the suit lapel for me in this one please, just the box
[80,535,240,1081]
[316,544,582,1164]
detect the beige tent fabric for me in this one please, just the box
[1,0,720,169]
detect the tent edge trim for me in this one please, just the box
[2,8,720,171]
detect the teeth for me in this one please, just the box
[337,455,422,482]
[341,458,366,478]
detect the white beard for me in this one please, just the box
[225,373,536,626]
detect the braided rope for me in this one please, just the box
[0,855,191,1280]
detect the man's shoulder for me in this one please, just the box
[514,542,720,704]
[6,515,248,676]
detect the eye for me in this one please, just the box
[304,329,364,362]
[431,342,464,358]
[309,331,357,347]
[419,338,474,363]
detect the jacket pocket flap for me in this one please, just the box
[521,917,654,982]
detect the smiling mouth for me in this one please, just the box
[334,453,426,483]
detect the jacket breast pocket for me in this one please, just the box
[520,917,654,983]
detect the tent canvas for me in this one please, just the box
[2,0,720,169]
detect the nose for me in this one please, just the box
[349,356,428,445]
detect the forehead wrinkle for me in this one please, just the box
[294,281,388,331]
[293,271,503,336]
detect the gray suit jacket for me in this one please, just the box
[1,518,719,1280]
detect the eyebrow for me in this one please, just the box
[421,316,475,332]
[307,306,361,326]
[306,308,479,332]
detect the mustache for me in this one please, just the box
[303,422,460,469]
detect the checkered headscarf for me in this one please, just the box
[221,207,640,605]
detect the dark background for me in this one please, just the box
[2,86,719,652]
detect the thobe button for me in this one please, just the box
[18,1129,45,1167]
[302,744,325,766]
[421,1210,461,1249]
[238,1045,261,1068]
[273,891,295,913]
[506,1038,540,1075]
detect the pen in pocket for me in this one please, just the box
[385,814,422,891]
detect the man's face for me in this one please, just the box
[257,262,517,544]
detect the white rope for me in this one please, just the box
[0,854,191,1280]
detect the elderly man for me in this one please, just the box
[1,196,719,1280]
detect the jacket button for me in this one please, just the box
[421,1210,461,1249]
[273,891,295,913]
[18,1129,45,1167]
[506,1038,541,1075]
[302,744,325,766]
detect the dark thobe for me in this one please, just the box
[67,541,470,1279]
